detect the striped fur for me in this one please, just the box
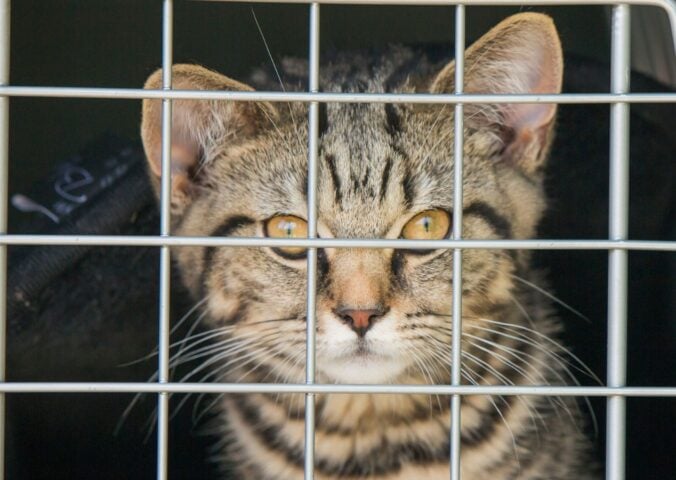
[141,13,598,480]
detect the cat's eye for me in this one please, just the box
[264,215,308,259]
[401,209,451,241]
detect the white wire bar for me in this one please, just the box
[1,235,674,250]
[0,382,675,396]
[607,5,631,480]
[0,2,8,479]
[450,5,465,480]
[304,3,320,479]
[0,88,674,104]
[157,1,174,480]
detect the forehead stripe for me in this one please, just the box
[379,156,393,203]
[324,154,343,207]
[384,103,402,136]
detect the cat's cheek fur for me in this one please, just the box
[207,290,240,322]
[494,165,547,240]
[201,246,308,330]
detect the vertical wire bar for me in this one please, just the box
[304,3,320,479]
[450,6,465,480]
[606,5,630,480]
[157,1,174,480]
[0,2,8,479]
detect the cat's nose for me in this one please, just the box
[335,307,387,337]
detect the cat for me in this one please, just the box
[140,12,598,480]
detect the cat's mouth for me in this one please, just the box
[354,338,370,356]
[315,309,409,383]
[319,355,407,384]
[318,339,408,384]
[325,337,389,361]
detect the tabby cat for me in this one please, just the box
[140,12,598,480]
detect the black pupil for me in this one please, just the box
[283,221,294,237]
[422,216,431,233]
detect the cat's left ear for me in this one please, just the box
[141,64,278,210]
[430,13,563,175]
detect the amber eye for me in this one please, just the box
[401,209,451,241]
[264,215,308,259]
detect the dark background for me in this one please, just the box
[6,1,676,479]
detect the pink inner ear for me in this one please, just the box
[146,98,202,178]
[505,102,557,134]
[147,144,198,199]
[460,16,562,133]
[500,48,560,133]
[148,143,197,178]
[170,144,198,173]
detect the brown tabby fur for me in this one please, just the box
[141,13,598,480]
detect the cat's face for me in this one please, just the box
[141,13,562,385]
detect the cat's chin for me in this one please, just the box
[318,356,407,384]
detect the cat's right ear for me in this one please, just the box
[430,13,563,176]
[141,64,277,208]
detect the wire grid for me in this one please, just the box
[2,1,676,480]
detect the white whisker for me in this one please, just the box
[251,8,304,152]
[510,273,590,323]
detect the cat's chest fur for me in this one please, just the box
[141,12,598,480]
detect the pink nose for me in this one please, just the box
[335,307,386,337]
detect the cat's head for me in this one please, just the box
[141,13,562,384]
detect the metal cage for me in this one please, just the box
[2,1,676,479]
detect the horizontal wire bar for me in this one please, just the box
[0,382,675,396]
[2,235,675,250]
[0,87,674,103]
[197,0,670,3]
